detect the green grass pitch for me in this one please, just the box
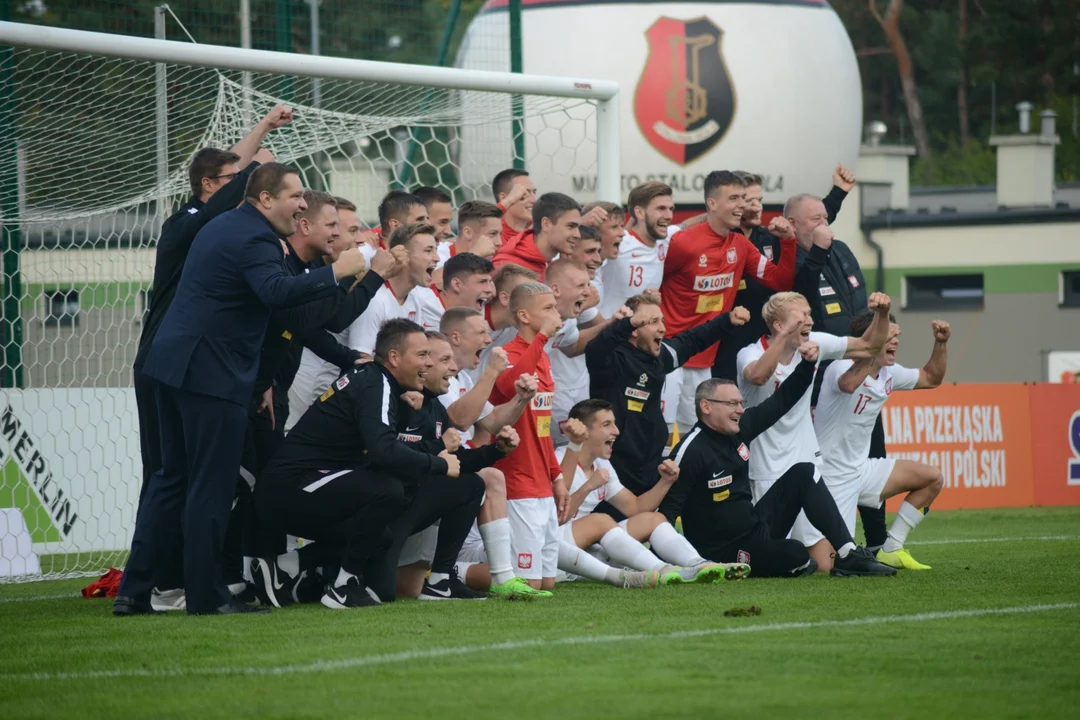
[2,507,1079,719]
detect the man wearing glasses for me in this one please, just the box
[660,346,895,579]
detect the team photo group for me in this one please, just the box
[117,104,952,616]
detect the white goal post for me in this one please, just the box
[0,20,621,582]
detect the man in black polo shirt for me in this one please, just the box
[254,319,456,610]
[134,106,291,610]
[584,293,748,512]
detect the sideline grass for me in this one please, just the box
[1,507,1078,719]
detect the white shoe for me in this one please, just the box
[150,587,186,612]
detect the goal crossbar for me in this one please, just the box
[0,20,622,200]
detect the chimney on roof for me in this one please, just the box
[989,103,1059,209]
[857,121,915,210]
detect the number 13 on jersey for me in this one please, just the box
[628,265,644,287]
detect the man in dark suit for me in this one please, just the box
[115,162,369,616]
[133,105,291,611]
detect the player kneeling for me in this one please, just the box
[554,400,750,587]
[815,314,950,570]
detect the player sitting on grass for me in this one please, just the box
[814,313,950,570]
[555,400,751,585]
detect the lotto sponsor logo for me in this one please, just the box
[397,433,422,443]
[531,392,554,412]
[625,387,650,401]
[693,273,734,292]
[517,552,533,569]
[708,474,732,489]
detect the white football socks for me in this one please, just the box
[648,522,706,567]
[335,567,357,587]
[599,527,665,571]
[479,518,515,585]
[558,542,623,585]
[836,542,856,558]
[883,501,924,552]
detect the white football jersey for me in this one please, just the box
[286,334,346,432]
[598,229,669,318]
[735,331,849,482]
[435,241,458,270]
[814,360,920,480]
[554,450,625,519]
[410,285,446,332]
[346,283,421,355]
[440,371,494,444]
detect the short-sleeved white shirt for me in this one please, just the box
[440,371,494,444]
[814,360,920,479]
[346,283,421,355]
[554,449,625,520]
[735,331,849,482]
[598,231,669,318]
[410,285,446,332]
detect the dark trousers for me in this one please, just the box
[701,463,855,578]
[813,360,888,548]
[119,383,248,613]
[133,369,184,591]
[223,395,287,584]
[367,473,486,602]
[255,467,410,578]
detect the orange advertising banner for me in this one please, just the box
[879,384,1035,510]
[1028,383,1080,506]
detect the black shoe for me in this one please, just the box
[320,577,381,610]
[113,595,163,617]
[250,558,297,609]
[419,570,489,601]
[292,570,324,604]
[792,557,818,577]
[193,597,272,615]
[830,546,897,577]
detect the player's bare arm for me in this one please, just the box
[916,320,951,389]
[558,418,589,483]
[447,346,509,430]
[836,358,876,394]
[568,466,609,519]
[477,373,537,434]
[743,313,801,386]
[843,292,892,358]
[230,104,292,168]
[618,459,681,515]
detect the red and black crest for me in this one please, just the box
[634,16,736,165]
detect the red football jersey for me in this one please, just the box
[659,223,796,368]
[489,333,561,499]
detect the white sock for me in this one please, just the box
[428,571,449,585]
[837,542,856,558]
[883,501,924,552]
[558,542,623,585]
[276,551,300,578]
[479,518,515,585]
[454,561,478,580]
[335,567,357,587]
[599,527,665,571]
[648,522,705,566]
[227,582,247,595]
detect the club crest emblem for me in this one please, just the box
[634,16,736,165]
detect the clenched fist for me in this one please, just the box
[811,224,834,250]
[611,304,633,321]
[562,417,589,445]
[442,428,462,454]
[540,314,564,340]
[261,104,294,130]
[798,341,820,364]
[833,162,856,192]
[500,181,530,209]
[580,205,609,228]
[514,373,538,401]
[496,426,520,453]
[767,216,795,240]
[729,306,750,326]
[585,467,609,492]
[487,346,510,376]
[931,320,951,343]
[868,292,892,314]
[657,459,680,485]
[439,450,460,478]
[400,391,424,410]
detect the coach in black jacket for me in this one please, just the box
[660,348,895,579]
[585,293,748,502]
[255,319,457,610]
[115,163,369,617]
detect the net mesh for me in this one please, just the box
[0,43,600,581]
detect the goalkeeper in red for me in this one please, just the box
[660,170,798,434]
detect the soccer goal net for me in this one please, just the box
[0,21,620,582]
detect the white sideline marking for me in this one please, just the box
[0,593,79,604]
[909,535,1080,546]
[2,602,1076,682]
